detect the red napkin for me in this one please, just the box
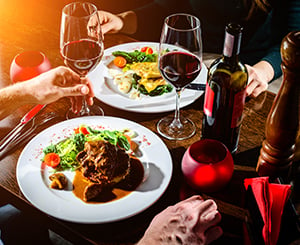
[244,177,291,245]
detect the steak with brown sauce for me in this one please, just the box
[76,140,130,201]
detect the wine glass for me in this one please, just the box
[60,2,104,119]
[157,13,202,140]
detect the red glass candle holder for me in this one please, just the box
[181,139,234,193]
[10,51,51,83]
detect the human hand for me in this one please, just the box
[97,10,124,34]
[245,61,274,97]
[25,66,94,113]
[138,195,223,245]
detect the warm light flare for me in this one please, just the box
[193,164,216,186]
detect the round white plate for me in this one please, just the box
[17,116,173,224]
[89,42,207,113]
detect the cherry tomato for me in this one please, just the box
[113,56,127,68]
[141,47,153,55]
[74,126,89,135]
[44,153,60,168]
[79,126,89,135]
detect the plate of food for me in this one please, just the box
[88,42,207,113]
[17,116,172,224]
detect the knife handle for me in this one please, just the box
[21,104,45,124]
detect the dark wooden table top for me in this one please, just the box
[0,1,299,244]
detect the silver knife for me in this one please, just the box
[185,83,206,91]
[0,104,45,152]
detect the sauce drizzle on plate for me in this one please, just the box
[73,157,144,203]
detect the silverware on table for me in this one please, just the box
[0,104,46,152]
[0,106,58,159]
[185,83,206,91]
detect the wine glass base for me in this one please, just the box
[66,104,104,119]
[157,115,196,140]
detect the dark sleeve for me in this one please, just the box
[130,0,191,41]
[262,0,300,80]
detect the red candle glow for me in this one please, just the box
[10,51,51,83]
[182,139,234,192]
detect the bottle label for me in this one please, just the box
[231,88,246,128]
[223,32,241,57]
[224,33,234,57]
[203,82,214,117]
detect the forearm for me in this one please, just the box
[0,82,36,120]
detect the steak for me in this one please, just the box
[76,140,130,201]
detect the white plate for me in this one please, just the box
[17,116,173,224]
[89,42,207,113]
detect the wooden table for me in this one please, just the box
[0,1,299,244]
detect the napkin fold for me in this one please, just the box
[244,177,291,245]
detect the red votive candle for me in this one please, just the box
[181,139,234,193]
[10,51,51,83]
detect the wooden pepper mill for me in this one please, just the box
[256,31,300,180]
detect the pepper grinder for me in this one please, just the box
[256,31,300,180]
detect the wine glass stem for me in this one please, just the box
[170,88,183,131]
[79,76,90,116]
[80,96,90,115]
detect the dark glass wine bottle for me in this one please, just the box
[201,23,248,154]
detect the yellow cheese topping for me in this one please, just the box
[129,62,161,79]
[139,78,167,93]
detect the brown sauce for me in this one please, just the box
[72,157,144,203]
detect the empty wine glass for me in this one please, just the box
[157,13,202,140]
[60,2,104,119]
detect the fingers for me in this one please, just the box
[246,80,268,97]
[98,10,123,34]
[81,77,94,106]
[70,96,83,115]
[245,64,269,97]
[195,199,220,232]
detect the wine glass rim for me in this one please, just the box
[62,2,98,18]
[164,13,201,31]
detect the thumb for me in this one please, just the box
[62,85,90,97]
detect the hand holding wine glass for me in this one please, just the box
[157,13,202,140]
[60,2,104,118]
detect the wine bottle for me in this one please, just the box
[201,23,248,154]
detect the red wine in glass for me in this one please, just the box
[159,51,201,88]
[157,13,202,140]
[60,2,104,119]
[61,39,103,77]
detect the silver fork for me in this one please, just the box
[10,112,58,146]
[0,112,58,157]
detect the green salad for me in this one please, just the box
[42,125,131,171]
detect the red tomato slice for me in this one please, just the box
[79,126,89,135]
[44,153,60,168]
[141,47,153,55]
[74,126,89,135]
